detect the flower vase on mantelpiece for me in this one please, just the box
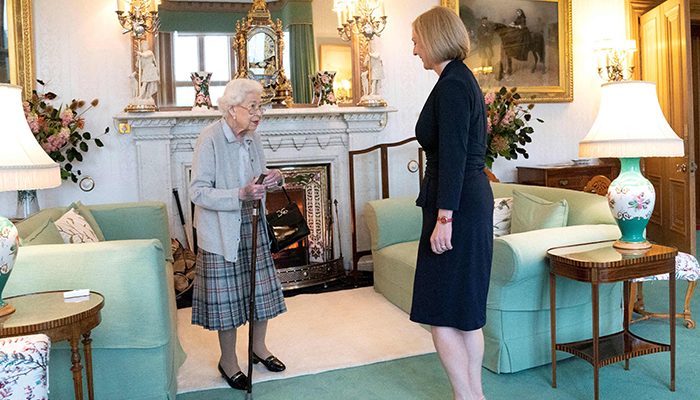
[191,72,213,111]
[309,71,337,107]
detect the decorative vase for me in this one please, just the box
[0,217,18,316]
[607,157,654,249]
[309,71,337,107]
[191,71,213,110]
[16,189,39,219]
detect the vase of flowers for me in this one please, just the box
[309,71,337,107]
[24,81,107,184]
[484,87,543,170]
[191,71,213,110]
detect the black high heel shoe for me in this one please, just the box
[218,363,249,390]
[252,353,286,372]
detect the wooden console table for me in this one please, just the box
[0,291,104,400]
[547,241,677,400]
[517,163,615,191]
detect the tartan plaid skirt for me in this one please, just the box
[191,201,287,330]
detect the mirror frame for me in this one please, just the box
[7,0,35,99]
[234,0,293,106]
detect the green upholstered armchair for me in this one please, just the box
[6,202,185,400]
[365,182,624,373]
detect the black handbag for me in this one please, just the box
[265,186,310,253]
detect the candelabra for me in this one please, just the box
[116,0,160,112]
[335,0,386,42]
[334,0,387,107]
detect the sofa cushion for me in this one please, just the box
[511,190,568,234]
[22,218,64,246]
[493,197,513,237]
[15,206,69,239]
[55,208,100,244]
[69,201,106,241]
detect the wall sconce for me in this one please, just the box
[594,39,637,82]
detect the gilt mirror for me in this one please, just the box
[2,0,35,98]
[156,0,356,108]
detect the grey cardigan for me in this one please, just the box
[189,119,268,262]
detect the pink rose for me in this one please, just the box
[327,92,336,103]
[193,76,203,86]
[321,75,330,84]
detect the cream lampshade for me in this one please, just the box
[580,81,684,250]
[0,83,61,316]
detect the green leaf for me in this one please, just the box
[499,87,507,95]
[513,93,521,100]
[60,169,71,179]
[83,132,91,140]
[515,148,527,154]
[75,152,83,162]
[65,163,72,171]
[524,153,530,159]
[514,119,524,127]
[67,150,75,162]
[95,139,104,147]
[71,174,78,183]
[536,118,544,123]
[56,154,65,162]
[524,114,531,121]
[80,142,88,152]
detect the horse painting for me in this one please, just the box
[490,22,546,80]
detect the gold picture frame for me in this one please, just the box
[442,0,572,103]
[6,0,35,99]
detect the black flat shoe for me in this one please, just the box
[218,363,249,390]
[252,353,286,372]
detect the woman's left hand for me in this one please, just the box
[263,169,283,189]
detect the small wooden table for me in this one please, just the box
[517,163,615,191]
[0,291,104,400]
[547,241,677,400]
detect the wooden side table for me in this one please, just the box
[0,291,104,400]
[547,241,677,400]
[517,163,615,191]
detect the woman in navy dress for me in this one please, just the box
[410,7,494,400]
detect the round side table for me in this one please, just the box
[0,290,104,400]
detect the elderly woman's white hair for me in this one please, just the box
[218,79,264,116]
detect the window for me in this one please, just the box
[165,31,290,107]
[171,32,235,107]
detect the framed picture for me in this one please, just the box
[442,0,572,103]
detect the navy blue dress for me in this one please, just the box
[409,59,494,331]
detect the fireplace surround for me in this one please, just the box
[114,106,396,275]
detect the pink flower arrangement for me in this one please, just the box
[483,86,543,170]
[24,82,107,183]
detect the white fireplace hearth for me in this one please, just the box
[114,106,396,270]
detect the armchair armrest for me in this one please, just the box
[6,240,174,349]
[488,224,621,311]
[365,197,422,251]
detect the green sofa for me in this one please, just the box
[6,202,186,399]
[365,182,624,373]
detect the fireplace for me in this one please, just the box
[266,164,345,290]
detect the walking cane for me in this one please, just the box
[246,174,266,400]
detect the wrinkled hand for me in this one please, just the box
[263,169,283,189]
[239,178,266,201]
[431,222,453,255]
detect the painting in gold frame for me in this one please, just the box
[442,0,572,103]
[3,0,35,99]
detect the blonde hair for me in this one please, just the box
[218,79,263,117]
[413,7,470,65]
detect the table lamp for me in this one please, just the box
[0,83,61,316]
[579,80,684,250]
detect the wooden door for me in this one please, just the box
[639,0,696,254]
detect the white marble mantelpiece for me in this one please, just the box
[114,106,396,269]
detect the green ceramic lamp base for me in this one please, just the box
[608,158,656,248]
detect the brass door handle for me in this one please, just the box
[676,163,687,173]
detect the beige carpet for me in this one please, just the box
[176,287,436,394]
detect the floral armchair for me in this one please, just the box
[0,334,50,399]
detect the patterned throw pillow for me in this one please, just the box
[54,208,100,244]
[493,197,513,237]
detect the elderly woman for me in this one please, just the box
[411,7,493,400]
[189,78,287,391]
